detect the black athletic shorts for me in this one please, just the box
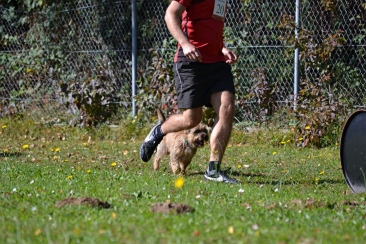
[173,61,235,109]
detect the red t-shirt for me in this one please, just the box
[173,0,227,63]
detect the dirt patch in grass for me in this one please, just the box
[55,197,111,208]
[151,202,194,214]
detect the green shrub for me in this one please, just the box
[279,14,346,148]
[59,55,123,127]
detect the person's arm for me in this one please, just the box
[165,1,202,62]
[222,46,238,64]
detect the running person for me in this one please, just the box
[140,0,239,184]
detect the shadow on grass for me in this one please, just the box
[187,170,265,178]
[317,179,345,185]
[0,152,22,158]
[248,178,345,186]
[188,170,345,186]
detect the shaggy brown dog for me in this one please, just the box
[153,109,209,175]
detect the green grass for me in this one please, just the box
[1,119,366,244]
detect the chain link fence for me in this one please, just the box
[1,0,365,125]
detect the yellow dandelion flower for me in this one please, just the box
[110,162,117,167]
[319,171,324,175]
[228,144,232,148]
[298,137,303,141]
[50,148,54,152]
[228,226,234,234]
[55,148,60,152]
[66,175,73,180]
[175,177,185,188]
[282,170,288,173]
[86,169,91,173]
[305,126,311,130]
[238,165,242,168]
[111,212,117,220]
[3,149,9,153]
[280,141,286,144]
[287,139,291,142]
[34,229,42,236]
[272,151,277,155]
[72,228,81,236]
[2,125,6,129]
[82,142,88,146]
[53,156,59,160]
[22,144,29,149]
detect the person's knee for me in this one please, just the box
[218,100,234,120]
[184,117,201,128]
[224,101,235,113]
[182,108,202,129]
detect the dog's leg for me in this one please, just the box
[153,156,161,171]
[169,156,181,174]
[154,140,170,171]
[179,161,190,175]
[179,150,196,175]
[153,145,166,171]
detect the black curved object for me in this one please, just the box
[340,110,366,193]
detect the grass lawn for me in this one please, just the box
[1,119,365,244]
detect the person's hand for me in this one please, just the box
[181,42,202,62]
[222,47,237,64]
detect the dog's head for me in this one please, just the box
[185,124,209,148]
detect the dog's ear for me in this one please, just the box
[156,108,166,123]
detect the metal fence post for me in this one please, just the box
[294,0,301,110]
[131,0,137,117]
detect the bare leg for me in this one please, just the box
[209,91,235,162]
[160,107,203,134]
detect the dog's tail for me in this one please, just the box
[156,108,166,123]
